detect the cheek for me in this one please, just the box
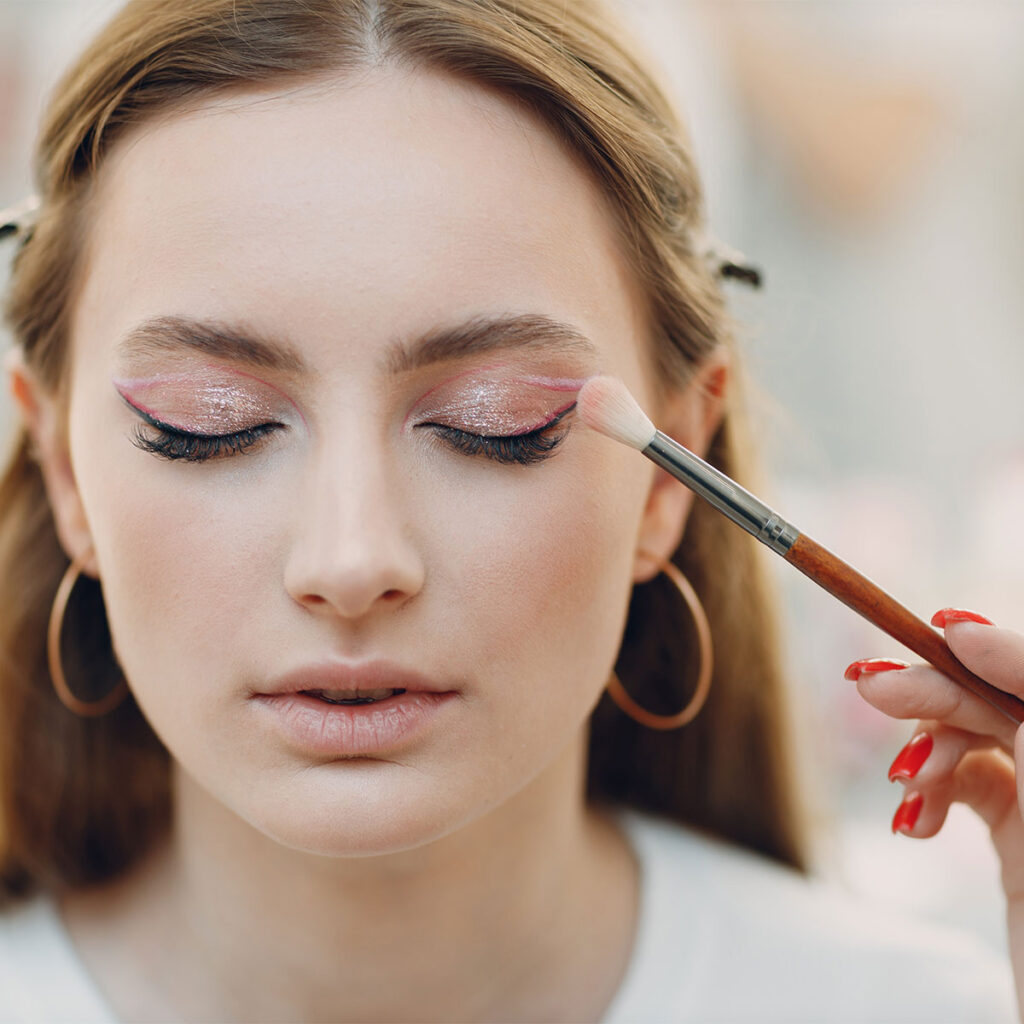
[75,448,278,697]
[424,435,650,701]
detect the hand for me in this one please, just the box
[850,608,1024,1008]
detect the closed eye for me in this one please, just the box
[418,403,575,465]
[132,421,281,462]
[125,401,284,462]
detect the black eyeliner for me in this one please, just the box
[419,402,576,465]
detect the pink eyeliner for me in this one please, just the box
[404,370,587,434]
[509,399,578,436]
[113,386,186,430]
[112,364,303,434]
[520,374,586,392]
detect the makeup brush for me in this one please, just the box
[577,375,1024,726]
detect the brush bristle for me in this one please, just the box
[577,376,656,451]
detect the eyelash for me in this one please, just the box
[129,404,575,466]
[131,421,280,462]
[419,404,575,466]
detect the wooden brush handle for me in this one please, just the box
[785,533,1024,725]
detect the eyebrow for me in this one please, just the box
[116,316,305,372]
[115,313,598,375]
[386,313,597,374]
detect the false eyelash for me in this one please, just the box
[131,421,279,462]
[131,405,574,466]
[424,404,575,466]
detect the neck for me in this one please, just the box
[68,734,638,1023]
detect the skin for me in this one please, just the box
[854,622,1024,1012]
[11,66,726,1022]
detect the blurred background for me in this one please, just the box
[2,0,1023,959]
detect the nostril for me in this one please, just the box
[284,543,425,617]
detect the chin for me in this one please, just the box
[231,768,481,859]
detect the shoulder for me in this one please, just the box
[0,896,116,1023]
[604,812,1018,1023]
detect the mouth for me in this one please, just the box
[252,667,456,756]
[258,659,449,702]
[299,687,408,706]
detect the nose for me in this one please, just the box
[283,441,426,622]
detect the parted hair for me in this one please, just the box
[0,0,809,903]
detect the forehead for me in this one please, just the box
[72,65,647,376]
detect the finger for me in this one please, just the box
[851,661,1016,751]
[892,749,1019,853]
[894,728,1024,1010]
[887,721,994,787]
[933,611,1024,700]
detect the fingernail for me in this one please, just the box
[931,608,994,628]
[888,733,933,782]
[844,658,911,682]
[892,792,923,835]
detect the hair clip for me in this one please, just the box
[718,260,762,289]
[699,234,763,289]
[0,195,41,244]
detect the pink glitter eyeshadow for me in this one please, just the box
[113,369,289,434]
[407,370,588,435]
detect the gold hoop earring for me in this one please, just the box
[47,553,128,717]
[606,551,713,730]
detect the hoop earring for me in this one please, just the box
[606,551,713,730]
[47,553,128,717]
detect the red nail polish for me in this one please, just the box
[844,658,911,682]
[931,608,994,628]
[892,792,923,835]
[888,733,933,782]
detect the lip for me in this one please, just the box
[256,661,451,698]
[250,661,459,758]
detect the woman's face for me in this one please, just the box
[45,67,688,855]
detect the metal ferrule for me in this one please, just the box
[644,432,800,556]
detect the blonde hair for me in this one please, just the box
[0,0,809,901]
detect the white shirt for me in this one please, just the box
[0,895,111,1023]
[0,813,1017,1022]
[604,813,1018,1022]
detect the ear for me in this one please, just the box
[632,348,729,583]
[6,349,98,575]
